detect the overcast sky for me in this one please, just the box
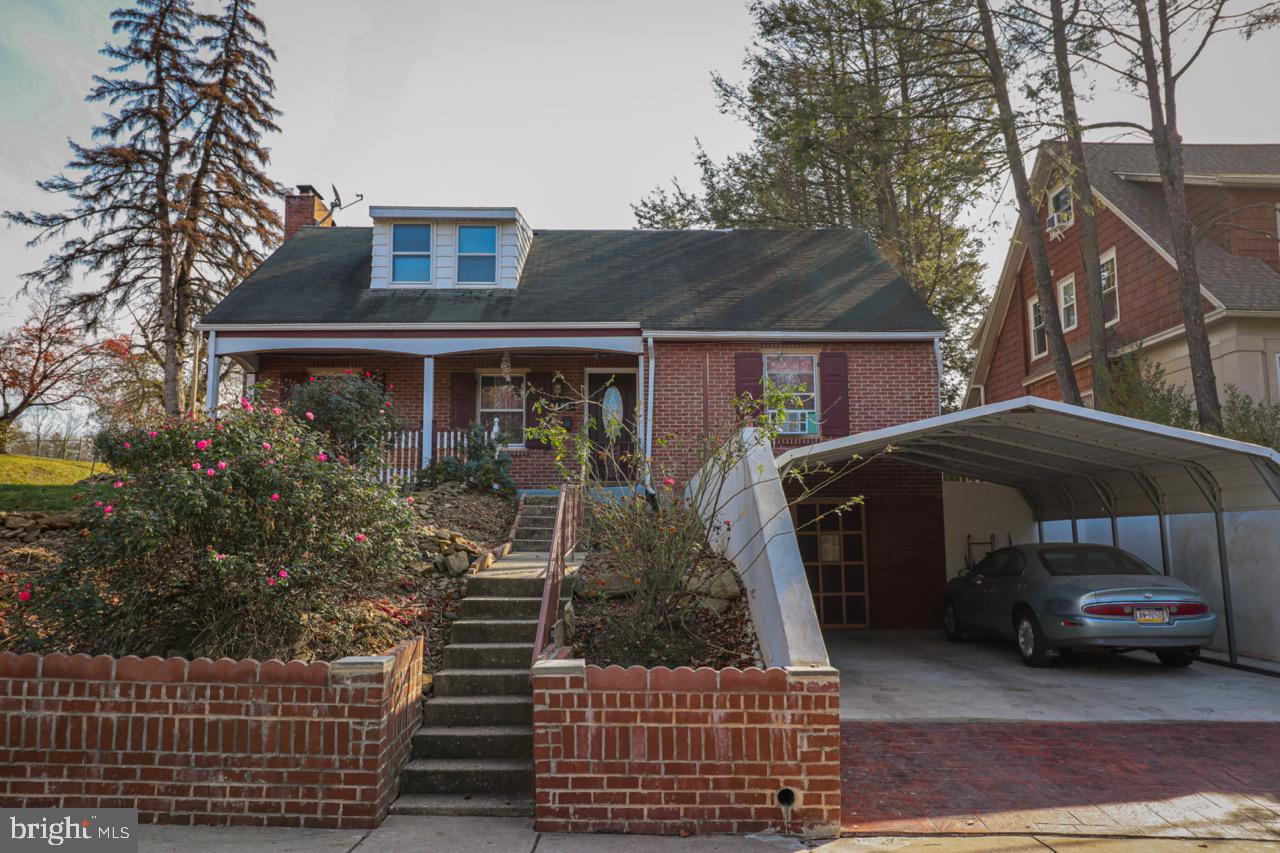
[2,0,1279,330]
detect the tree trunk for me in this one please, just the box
[977,0,1082,405]
[152,6,181,416]
[0,418,12,455]
[1133,0,1222,431]
[1050,0,1109,406]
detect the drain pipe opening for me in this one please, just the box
[776,787,797,808]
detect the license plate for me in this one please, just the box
[1134,607,1169,624]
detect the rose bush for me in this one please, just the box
[284,371,399,464]
[17,403,417,660]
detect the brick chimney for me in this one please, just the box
[283,184,333,239]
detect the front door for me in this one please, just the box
[586,372,637,483]
[794,501,869,628]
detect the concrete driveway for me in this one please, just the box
[828,629,1280,722]
[831,630,1280,839]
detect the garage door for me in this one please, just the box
[795,501,868,628]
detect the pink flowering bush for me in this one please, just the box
[283,372,399,464]
[25,405,417,660]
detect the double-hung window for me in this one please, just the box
[764,354,818,435]
[391,224,432,284]
[457,225,498,284]
[478,373,525,446]
[1029,298,1047,359]
[1048,184,1073,231]
[1058,275,1078,331]
[1100,250,1119,326]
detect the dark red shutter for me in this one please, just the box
[818,352,850,437]
[734,353,764,400]
[450,372,476,430]
[524,372,553,449]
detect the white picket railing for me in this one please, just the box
[376,419,502,485]
[378,429,422,485]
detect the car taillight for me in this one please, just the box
[1082,603,1134,616]
[1082,602,1209,616]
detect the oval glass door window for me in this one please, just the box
[602,386,624,441]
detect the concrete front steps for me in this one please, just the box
[392,562,550,818]
[513,493,558,552]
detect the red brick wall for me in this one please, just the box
[254,340,939,490]
[531,661,841,838]
[650,341,939,482]
[0,638,422,828]
[790,458,945,629]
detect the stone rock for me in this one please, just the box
[589,568,638,599]
[697,596,732,615]
[444,551,471,576]
[562,600,576,644]
[472,552,495,571]
[686,566,741,601]
[4,515,27,530]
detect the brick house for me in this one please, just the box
[967,143,1280,407]
[199,189,946,629]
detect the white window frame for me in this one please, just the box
[390,223,433,286]
[762,353,819,436]
[1081,390,1095,408]
[1047,183,1074,232]
[1028,297,1048,360]
[1058,274,1078,332]
[1100,247,1120,327]
[476,371,526,448]
[456,224,499,286]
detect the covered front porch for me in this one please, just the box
[202,328,648,488]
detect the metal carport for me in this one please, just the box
[776,396,1280,665]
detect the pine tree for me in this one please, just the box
[5,0,198,413]
[633,0,1003,409]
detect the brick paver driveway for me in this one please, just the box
[830,631,1280,840]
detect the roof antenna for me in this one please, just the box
[316,184,364,227]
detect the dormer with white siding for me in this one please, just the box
[368,206,531,289]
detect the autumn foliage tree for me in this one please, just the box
[0,292,109,453]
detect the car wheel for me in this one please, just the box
[1015,612,1056,667]
[943,601,970,641]
[1156,647,1199,668]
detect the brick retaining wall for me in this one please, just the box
[0,637,422,828]
[531,659,841,837]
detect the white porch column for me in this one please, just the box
[204,331,219,415]
[421,356,435,468]
[636,350,646,457]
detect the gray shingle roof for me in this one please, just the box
[201,227,944,333]
[1083,143,1280,310]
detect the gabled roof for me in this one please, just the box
[967,142,1280,401]
[201,226,945,334]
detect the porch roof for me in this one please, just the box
[202,226,944,334]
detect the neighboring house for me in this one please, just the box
[198,187,947,629]
[967,143,1280,408]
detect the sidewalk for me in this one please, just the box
[136,815,1280,852]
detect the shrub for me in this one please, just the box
[1101,352,1197,430]
[16,403,418,660]
[1222,385,1280,450]
[284,372,399,464]
[418,422,515,496]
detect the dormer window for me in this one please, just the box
[1047,184,1073,232]
[392,224,432,284]
[457,225,497,284]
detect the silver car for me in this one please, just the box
[944,543,1218,668]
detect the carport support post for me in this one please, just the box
[1070,515,1078,543]
[1158,512,1170,576]
[1213,507,1239,665]
[1037,520,1045,543]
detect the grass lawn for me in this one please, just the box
[0,454,104,512]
